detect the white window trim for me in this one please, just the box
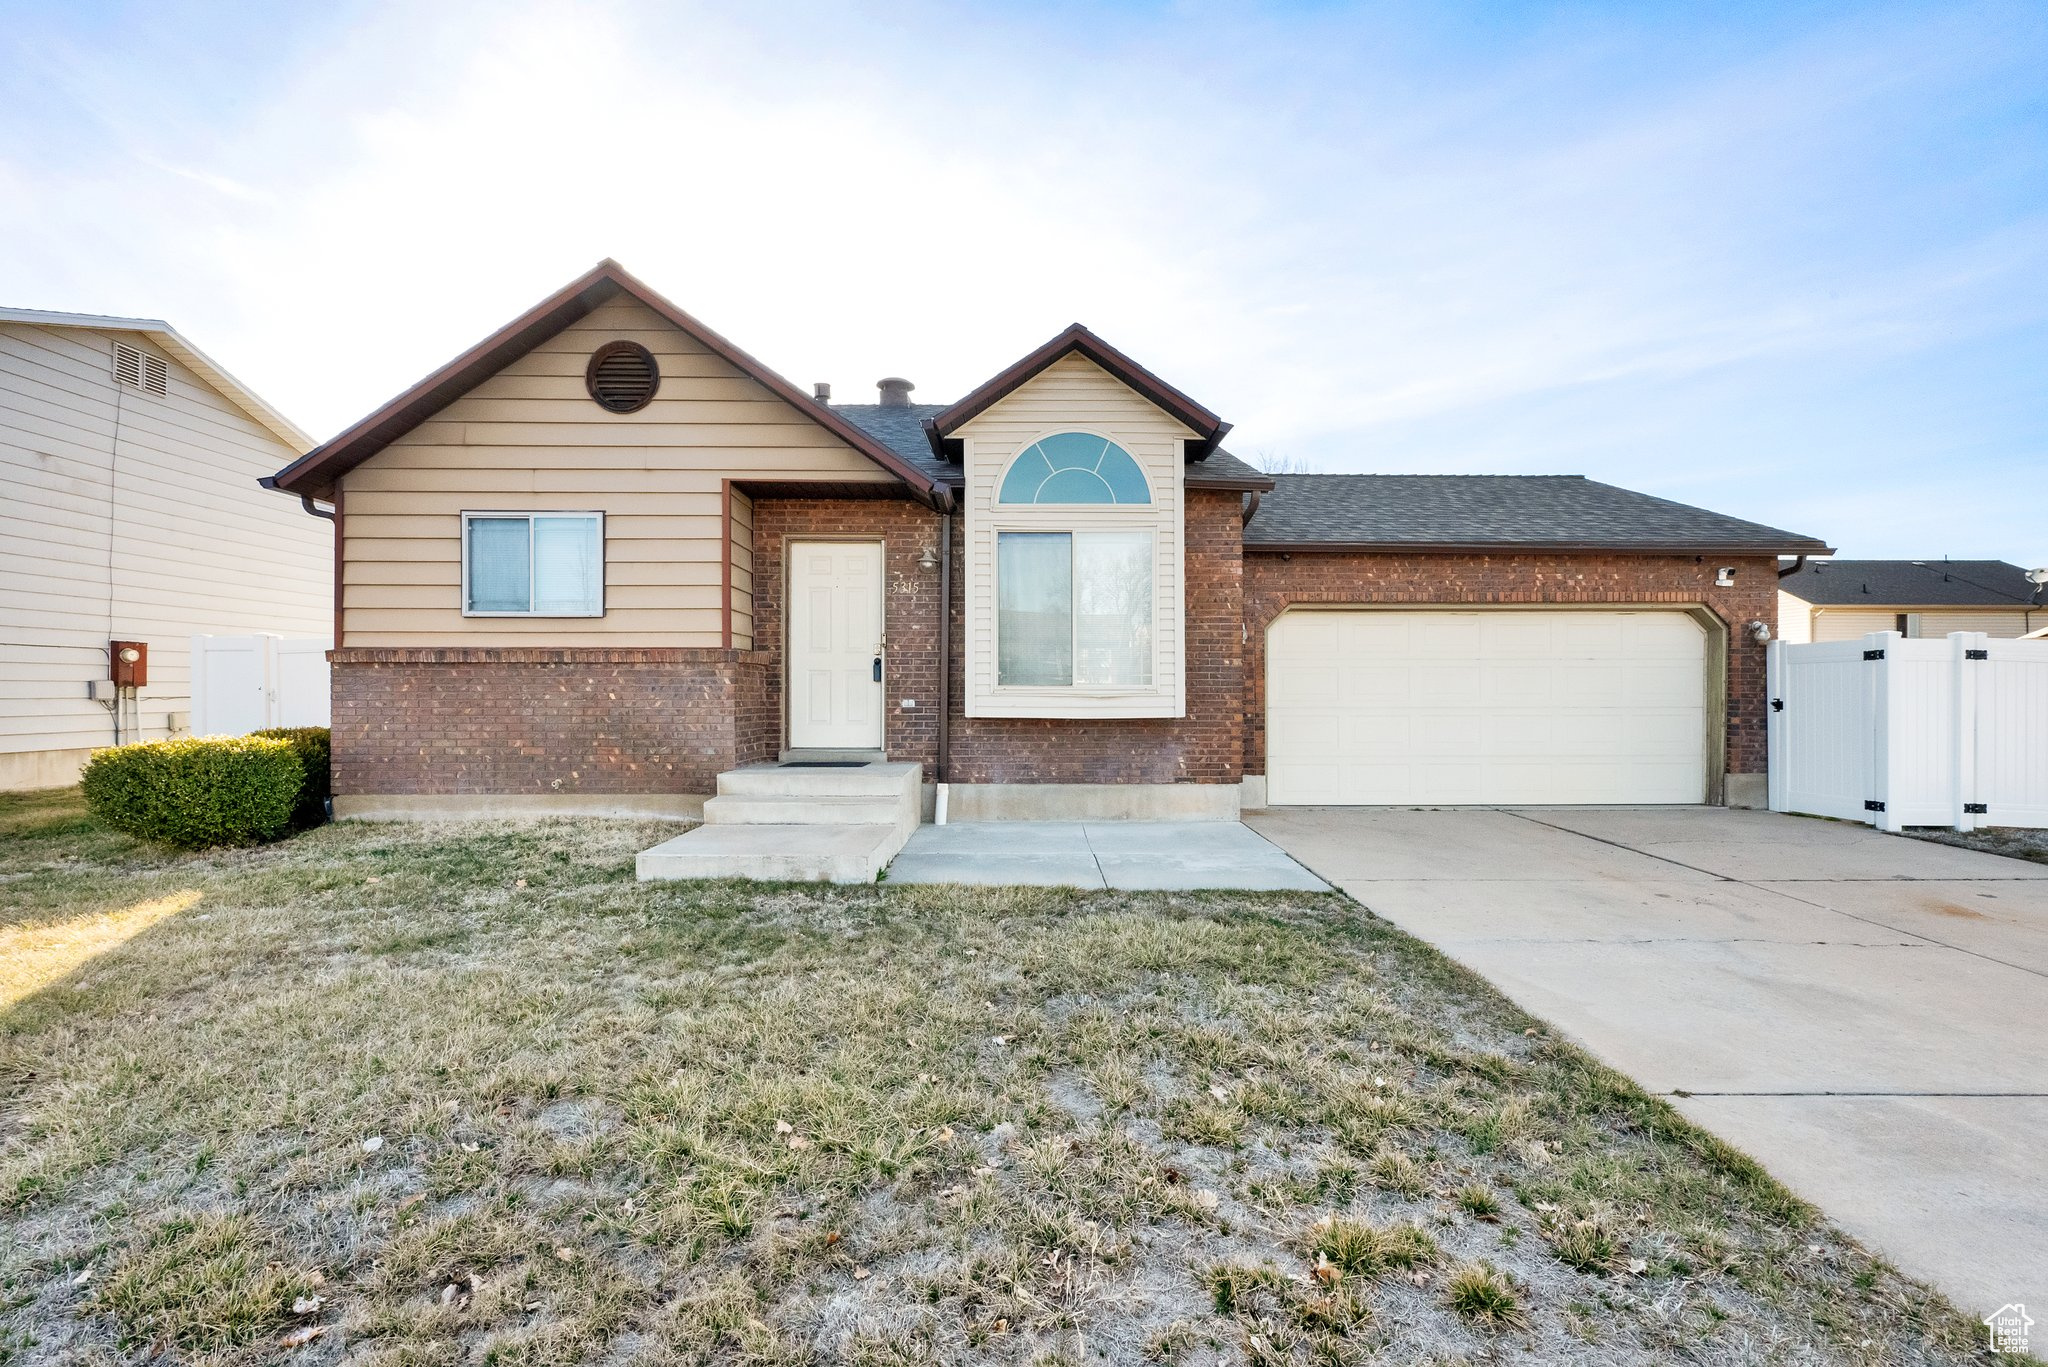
[459,510,606,618]
[992,521,1161,696]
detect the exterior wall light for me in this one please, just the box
[1747,620,1772,644]
[918,546,939,571]
[1715,567,1736,587]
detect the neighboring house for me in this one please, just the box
[262,260,1829,819]
[1,308,331,791]
[1776,559,2043,644]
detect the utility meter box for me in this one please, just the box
[110,640,148,688]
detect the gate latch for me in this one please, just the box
[1864,800,1887,812]
[1964,802,1989,815]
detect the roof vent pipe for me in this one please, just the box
[813,382,831,404]
[877,377,914,407]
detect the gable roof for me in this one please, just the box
[262,260,944,504]
[924,324,1231,459]
[1778,558,2040,607]
[1243,474,1831,554]
[0,306,312,453]
[834,402,1273,494]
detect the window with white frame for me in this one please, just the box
[997,531,1153,686]
[462,512,604,616]
[992,432,1155,689]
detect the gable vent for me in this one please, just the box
[112,341,169,397]
[585,340,659,413]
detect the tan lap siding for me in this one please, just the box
[338,296,893,648]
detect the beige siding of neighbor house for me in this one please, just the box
[1781,593,2040,644]
[957,352,1194,719]
[0,321,330,790]
[339,296,893,647]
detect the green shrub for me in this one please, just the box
[80,736,303,849]
[252,726,330,829]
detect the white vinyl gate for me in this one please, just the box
[1767,632,2048,831]
[190,635,331,736]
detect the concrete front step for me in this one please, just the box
[715,761,922,801]
[701,793,905,826]
[636,823,907,884]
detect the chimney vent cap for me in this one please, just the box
[877,377,915,407]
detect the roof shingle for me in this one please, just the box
[1777,559,2039,607]
[1242,474,1830,554]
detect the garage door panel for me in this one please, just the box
[1266,609,1708,806]
[1344,666,1412,706]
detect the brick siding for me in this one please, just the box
[329,510,1776,798]
[749,490,1246,785]
[329,648,773,796]
[1241,552,1780,778]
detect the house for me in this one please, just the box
[1776,558,2043,644]
[261,260,1829,829]
[1,308,331,791]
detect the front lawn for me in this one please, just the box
[0,790,1999,1365]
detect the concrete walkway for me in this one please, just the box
[885,820,1330,891]
[1247,804,2048,1320]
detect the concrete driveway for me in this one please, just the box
[1247,804,2048,1320]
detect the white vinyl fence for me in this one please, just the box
[1767,632,2048,831]
[190,635,331,737]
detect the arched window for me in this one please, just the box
[998,432,1150,504]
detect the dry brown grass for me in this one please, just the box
[0,789,2011,1365]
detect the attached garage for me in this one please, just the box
[1265,608,1713,805]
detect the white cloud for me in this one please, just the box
[1,0,2042,561]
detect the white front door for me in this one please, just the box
[788,540,885,750]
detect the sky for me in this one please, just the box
[2,0,2044,564]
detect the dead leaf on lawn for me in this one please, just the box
[554,1247,577,1262]
[1207,1082,1229,1102]
[1192,1189,1221,1212]
[69,1267,91,1287]
[935,1126,955,1143]
[292,1294,323,1314]
[775,1119,794,1135]
[280,1325,326,1348]
[852,1266,871,1281]
[787,1135,810,1151]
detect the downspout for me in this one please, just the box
[1241,489,1262,525]
[1776,555,1806,578]
[935,497,953,824]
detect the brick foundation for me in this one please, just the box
[1241,552,1779,779]
[330,648,773,797]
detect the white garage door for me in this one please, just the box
[1266,610,1708,805]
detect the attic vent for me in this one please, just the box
[112,341,168,397]
[585,340,659,413]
